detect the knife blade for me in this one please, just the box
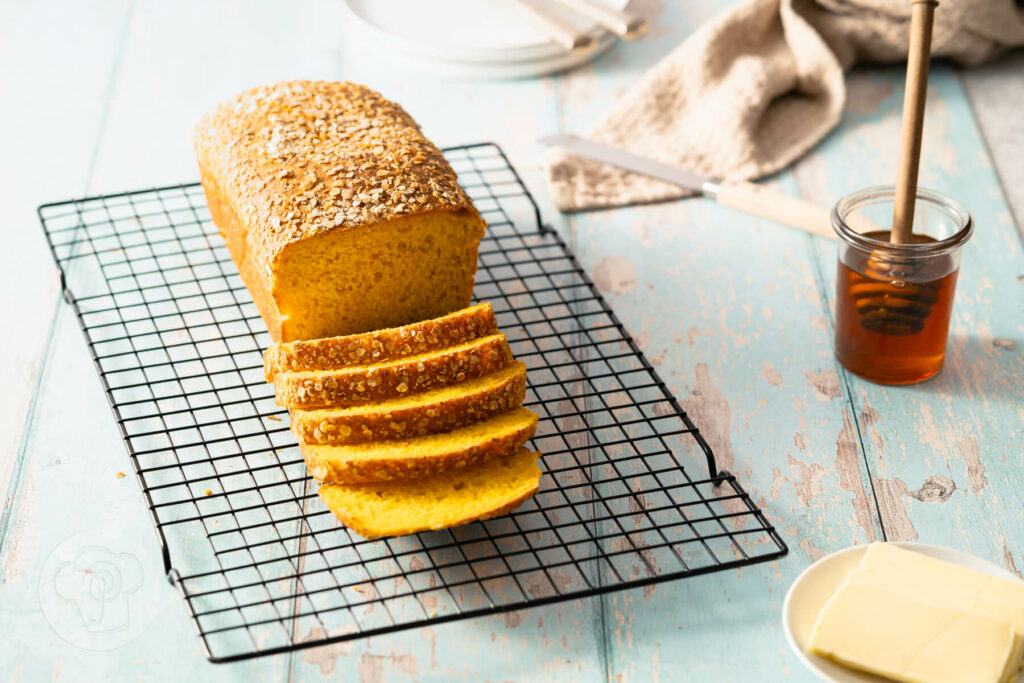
[539,134,836,240]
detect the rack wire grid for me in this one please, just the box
[39,142,787,662]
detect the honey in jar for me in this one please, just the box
[832,188,972,385]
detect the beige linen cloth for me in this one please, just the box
[548,0,1024,211]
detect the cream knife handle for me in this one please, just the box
[714,181,836,240]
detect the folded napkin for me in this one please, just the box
[548,0,1024,211]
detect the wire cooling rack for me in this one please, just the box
[39,142,787,662]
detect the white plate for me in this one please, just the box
[349,34,618,80]
[782,542,1023,683]
[342,0,628,65]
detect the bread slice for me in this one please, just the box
[263,303,498,382]
[318,448,541,538]
[290,361,528,446]
[275,334,513,409]
[302,407,538,483]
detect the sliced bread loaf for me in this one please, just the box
[318,447,541,538]
[275,333,513,409]
[302,407,538,483]
[196,82,487,342]
[263,303,498,381]
[291,361,528,445]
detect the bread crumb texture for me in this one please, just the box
[259,275,540,535]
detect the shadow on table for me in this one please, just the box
[911,333,1022,403]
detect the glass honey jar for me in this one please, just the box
[832,186,973,385]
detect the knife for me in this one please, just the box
[539,134,836,240]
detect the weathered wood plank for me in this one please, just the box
[5,0,1021,679]
[0,301,292,681]
[0,0,131,546]
[555,3,886,680]
[3,0,607,678]
[86,0,344,193]
[564,179,884,680]
[962,53,1024,240]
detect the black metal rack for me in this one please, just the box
[39,142,787,662]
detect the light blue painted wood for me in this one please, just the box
[0,0,133,526]
[0,302,292,682]
[558,58,1023,683]
[2,0,1022,680]
[552,3,878,680]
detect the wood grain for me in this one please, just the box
[962,52,1024,240]
[0,0,131,547]
[556,8,887,672]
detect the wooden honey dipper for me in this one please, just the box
[850,0,939,336]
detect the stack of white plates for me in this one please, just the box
[341,0,630,79]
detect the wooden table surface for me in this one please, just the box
[2,1,1022,680]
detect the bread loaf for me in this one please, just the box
[195,81,487,342]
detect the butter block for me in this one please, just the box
[857,543,1024,671]
[810,580,1019,683]
[846,569,1024,681]
[860,543,1024,619]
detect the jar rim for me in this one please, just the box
[832,185,973,257]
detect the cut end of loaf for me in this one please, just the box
[273,210,486,342]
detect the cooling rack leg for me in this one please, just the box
[167,568,181,587]
[690,431,720,481]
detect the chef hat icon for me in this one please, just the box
[53,545,144,634]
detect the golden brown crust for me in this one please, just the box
[196,80,478,268]
[263,303,498,382]
[274,334,513,409]
[290,361,527,445]
[198,155,287,340]
[302,410,537,484]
